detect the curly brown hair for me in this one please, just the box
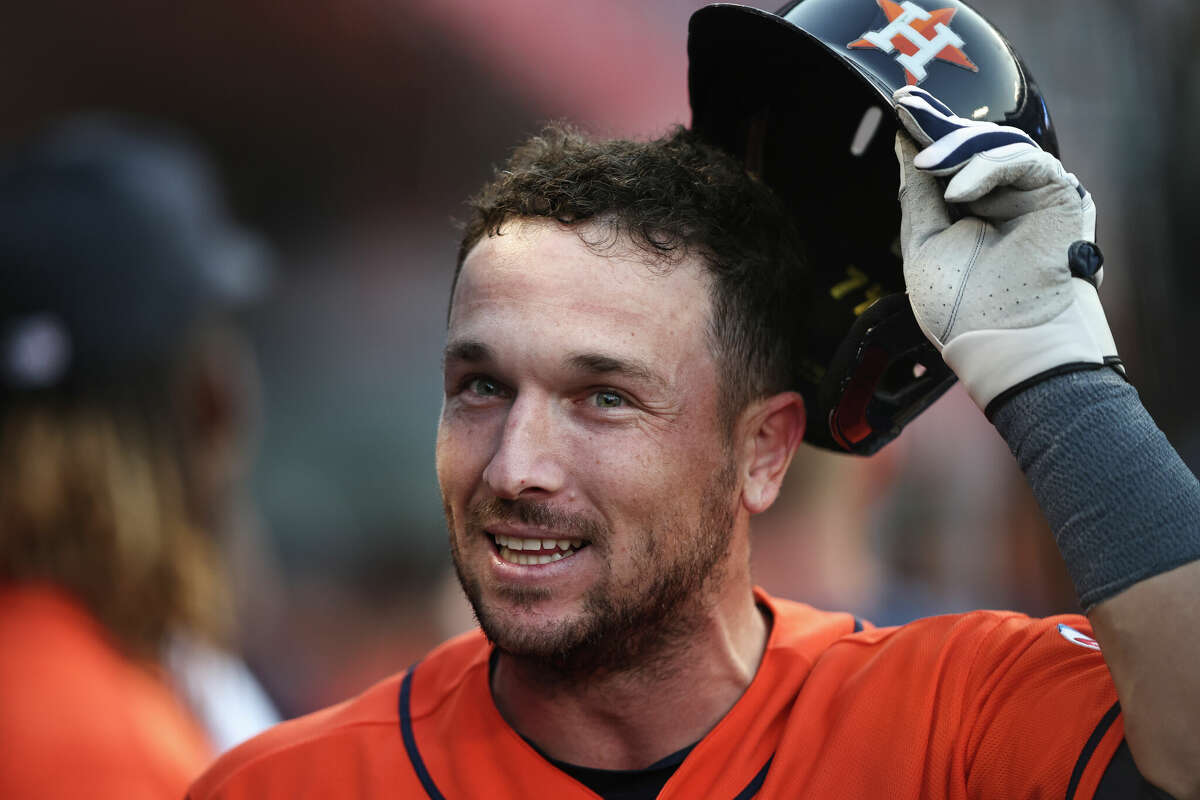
[457,123,812,425]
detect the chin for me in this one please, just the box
[459,579,605,677]
[482,614,612,679]
[477,585,587,651]
[470,580,693,681]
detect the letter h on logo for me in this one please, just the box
[854,1,971,84]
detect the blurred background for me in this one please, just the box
[3,0,1196,722]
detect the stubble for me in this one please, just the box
[447,459,738,684]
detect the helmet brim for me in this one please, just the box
[689,3,896,130]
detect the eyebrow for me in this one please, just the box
[566,352,663,387]
[443,339,492,366]
[442,340,665,387]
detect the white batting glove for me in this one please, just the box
[892,85,1124,416]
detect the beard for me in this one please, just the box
[448,459,738,682]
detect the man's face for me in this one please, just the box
[436,219,741,676]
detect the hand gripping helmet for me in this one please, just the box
[688,0,1058,454]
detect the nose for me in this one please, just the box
[481,393,566,499]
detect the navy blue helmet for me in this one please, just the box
[689,0,1059,454]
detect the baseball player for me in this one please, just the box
[0,117,277,797]
[189,3,1200,798]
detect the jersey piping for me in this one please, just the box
[399,667,444,800]
[1066,701,1121,800]
[399,659,777,800]
[732,756,773,800]
[187,591,1132,799]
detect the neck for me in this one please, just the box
[490,568,769,770]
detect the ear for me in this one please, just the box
[739,391,806,515]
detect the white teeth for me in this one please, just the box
[498,546,569,566]
[494,533,584,554]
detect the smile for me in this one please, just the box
[488,532,587,566]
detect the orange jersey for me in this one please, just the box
[0,584,214,799]
[189,589,1124,799]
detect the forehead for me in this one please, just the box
[450,220,713,357]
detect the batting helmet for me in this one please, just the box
[688,0,1059,454]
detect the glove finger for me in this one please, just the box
[894,86,1036,176]
[1062,171,1098,241]
[895,131,952,253]
[962,184,1060,222]
[914,125,1037,176]
[1080,187,1096,245]
[893,86,955,117]
[894,86,970,149]
[942,143,1050,204]
[943,147,1096,240]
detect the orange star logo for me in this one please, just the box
[848,0,979,85]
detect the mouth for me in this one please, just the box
[487,532,589,566]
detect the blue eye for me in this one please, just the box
[594,391,624,408]
[469,377,502,397]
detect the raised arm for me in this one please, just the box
[894,86,1200,799]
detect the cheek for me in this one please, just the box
[435,412,493,500]
[586,424,725,524]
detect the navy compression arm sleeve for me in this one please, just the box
[991,368,1200,609]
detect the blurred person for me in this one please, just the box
[192,12,1200,800]
[0,115,277,798]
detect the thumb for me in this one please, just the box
[896,131,951,257]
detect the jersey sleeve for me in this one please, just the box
[960,612,1127,799]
